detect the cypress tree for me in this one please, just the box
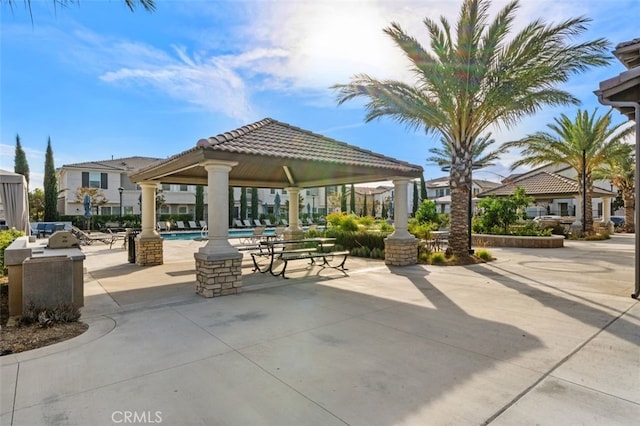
[43,137,58,221]
[228,187,235,227]
[14,134,30,189]
[195,185,204,220]
[350,184,355,213]
[240,188,247,220]
[251,187,259,220]
[412,181,419,216]
[340,184,347,212]
[362,193,367,217]
[371,197,376,217]
[420,175,427,200]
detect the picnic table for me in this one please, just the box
[251,237,349,279]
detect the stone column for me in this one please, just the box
[194,161,243,298]
[601,196,614,233]
[570,194,583,237]
[385,178,418,266]
[284,187,304,240]
[136,181,163,266]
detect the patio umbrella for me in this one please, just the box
[83,194,92,218]
[274,193,281,218]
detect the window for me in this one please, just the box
[159,205,170,214]
[179,185,189,192]
[124,206,134,214]
[270,189,276,194]
[101,206,112,215]
[178,206,188,214]
[161,184,171,191]
[82,172,108,189]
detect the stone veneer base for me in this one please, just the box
[135,237,164,266]
[384,238,418,266]
[194,252,243,298]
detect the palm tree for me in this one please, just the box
[426,133,506,170]
[332,0,610,258]
[506,109,633,233]
[594,143,635,232]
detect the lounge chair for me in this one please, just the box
[254,219,264,227]
[199,220,207,229]
[157,221,168,231]
[71,226,120,249]
[243,219,252,227]
[176,221,187,230]
[233,219,244,228]
[263,219,273,226]
[280,219,288,226]
[188,220,199,229]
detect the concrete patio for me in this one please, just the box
[1,234,638,425]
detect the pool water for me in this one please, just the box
[161,229,276,240]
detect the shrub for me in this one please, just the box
[408,219,438,240]
[21,301,81,327]
[415,199,439,224]
[1,229,25,276]
[475,249,493,261]
[358,215,375,227]
[430,253,445,264]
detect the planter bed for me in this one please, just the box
[472,234,564,248]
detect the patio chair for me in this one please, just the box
[233,219,244,228]
[274,226,286,240]
[176,221,187,230]
[240,226,266,245]
[254,219,264,227]
[188,220,199,229]
[199,220,207,230]
[263,219,273,227]
[280,219,288,226]
[157,221,168,231]
[243,219,253,227]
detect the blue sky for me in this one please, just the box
[1,0,638,190]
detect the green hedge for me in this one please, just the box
[1,229,25,276]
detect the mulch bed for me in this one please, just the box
[1,280,88,356]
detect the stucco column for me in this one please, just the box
[571,194,583,236]
[136,181,163,266]
[194,160,242,298]
[385,178,417,266]
[198,161,239,257]
[139,181,160,239]
[284,187,304,240]
[387,178,412,240]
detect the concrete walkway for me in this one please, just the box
[1,235,638,425]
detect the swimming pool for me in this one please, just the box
[160,229,276,240]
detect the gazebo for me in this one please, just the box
[129,118,423,297]
[595,37,640,299]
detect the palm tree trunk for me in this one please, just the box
[449,150,472,258]
[585,178,594,233]
[623,188,635,232]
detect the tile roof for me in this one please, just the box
[478,171,616,198]
[192,118,421,172]
[62,156,163,172]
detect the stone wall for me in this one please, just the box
[384,238,418,266]
[195,256,243,297]
[135,238,164,266]
[472,234,564,248]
